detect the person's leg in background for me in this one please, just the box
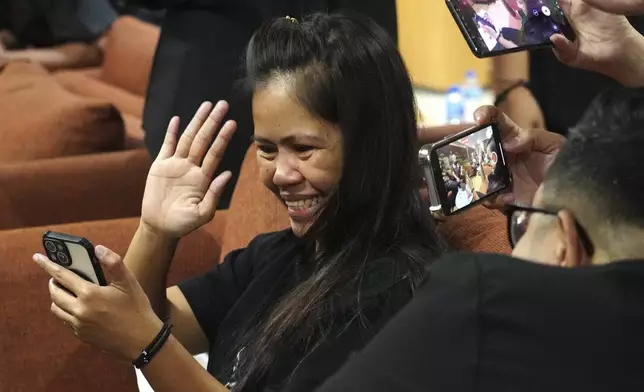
[142,7,261,209]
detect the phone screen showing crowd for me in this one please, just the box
[436,125,510,213]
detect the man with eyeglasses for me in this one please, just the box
[315,88,644,391]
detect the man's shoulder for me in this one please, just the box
[433,252,644,303]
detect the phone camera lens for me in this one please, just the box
[45,241,57,252]
[57,252,71,266]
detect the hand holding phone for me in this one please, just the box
[445,0,576,58]
[469,106,565,208]
[42,231,107,286]
[36,234,165,363]
[419,122,513,216]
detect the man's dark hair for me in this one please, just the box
[543,87,644,227]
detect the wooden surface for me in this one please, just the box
[397,0,492,91]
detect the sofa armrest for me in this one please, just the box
[0,149,152,230]
[0,213,227,391]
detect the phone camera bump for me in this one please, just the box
[57,251,71,266]
[44,240,57,253]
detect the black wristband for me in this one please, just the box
[494,80,529,107]
[132,318,173,369]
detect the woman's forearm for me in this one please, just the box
[2,43,103,71]
[123,221,180,315]
[491,51,529,93]
[142,335,229,392]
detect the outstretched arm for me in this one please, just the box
[0,42,104,71]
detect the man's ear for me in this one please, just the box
[555,210,585,267]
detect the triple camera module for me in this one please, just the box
[44,239,71,266]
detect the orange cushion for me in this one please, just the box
[0,62,125,162]
[55,69,145,118]
[100,16,160,97]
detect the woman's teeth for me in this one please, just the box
[285,197,322,211]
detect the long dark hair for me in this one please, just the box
[236,12,444,389]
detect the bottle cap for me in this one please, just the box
[466,70,477,78]
[448,85,460,94]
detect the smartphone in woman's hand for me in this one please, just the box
[42,231,107,286]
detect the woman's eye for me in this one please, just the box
[257,144,277,154]
[293,145,314,153]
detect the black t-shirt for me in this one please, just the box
[317,253,644,392]
[529,17,644,135]
[178,230,415,391]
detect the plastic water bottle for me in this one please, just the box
[461,70,484,122]
[445,85,464,125]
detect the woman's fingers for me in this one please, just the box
[174,102,214,158]
[201,119,237,179]
[50,302,78,327]
[474,105,528,150]
[49,278,80,316]
[156,116,180,161]
[33,254,90,298]
[198,171,233,219]
[187,101,230,165]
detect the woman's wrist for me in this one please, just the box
[138,220,181,245]
[128,315,165,362]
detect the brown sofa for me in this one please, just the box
[0,17,160,231]
[0,142,510,391]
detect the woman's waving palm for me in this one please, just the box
[141,101,237,238]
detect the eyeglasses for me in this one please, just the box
[503,204,595,256]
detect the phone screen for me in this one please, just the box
[448,0,574,56]
[433,124,510,214]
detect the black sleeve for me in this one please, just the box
[46,0,118,44]
[178,245,257,344]
[313,254,481,392]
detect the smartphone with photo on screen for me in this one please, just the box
[445,0,576,58]
[419,123,512,217]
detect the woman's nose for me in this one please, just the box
[272,155,304,187]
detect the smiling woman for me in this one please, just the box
[251,79,343,236]
[34,11,445,392]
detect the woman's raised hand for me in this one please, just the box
[141,101,237,238]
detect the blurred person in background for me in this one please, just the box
[0,0,160,71]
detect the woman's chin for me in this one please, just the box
[290,219,313,237]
